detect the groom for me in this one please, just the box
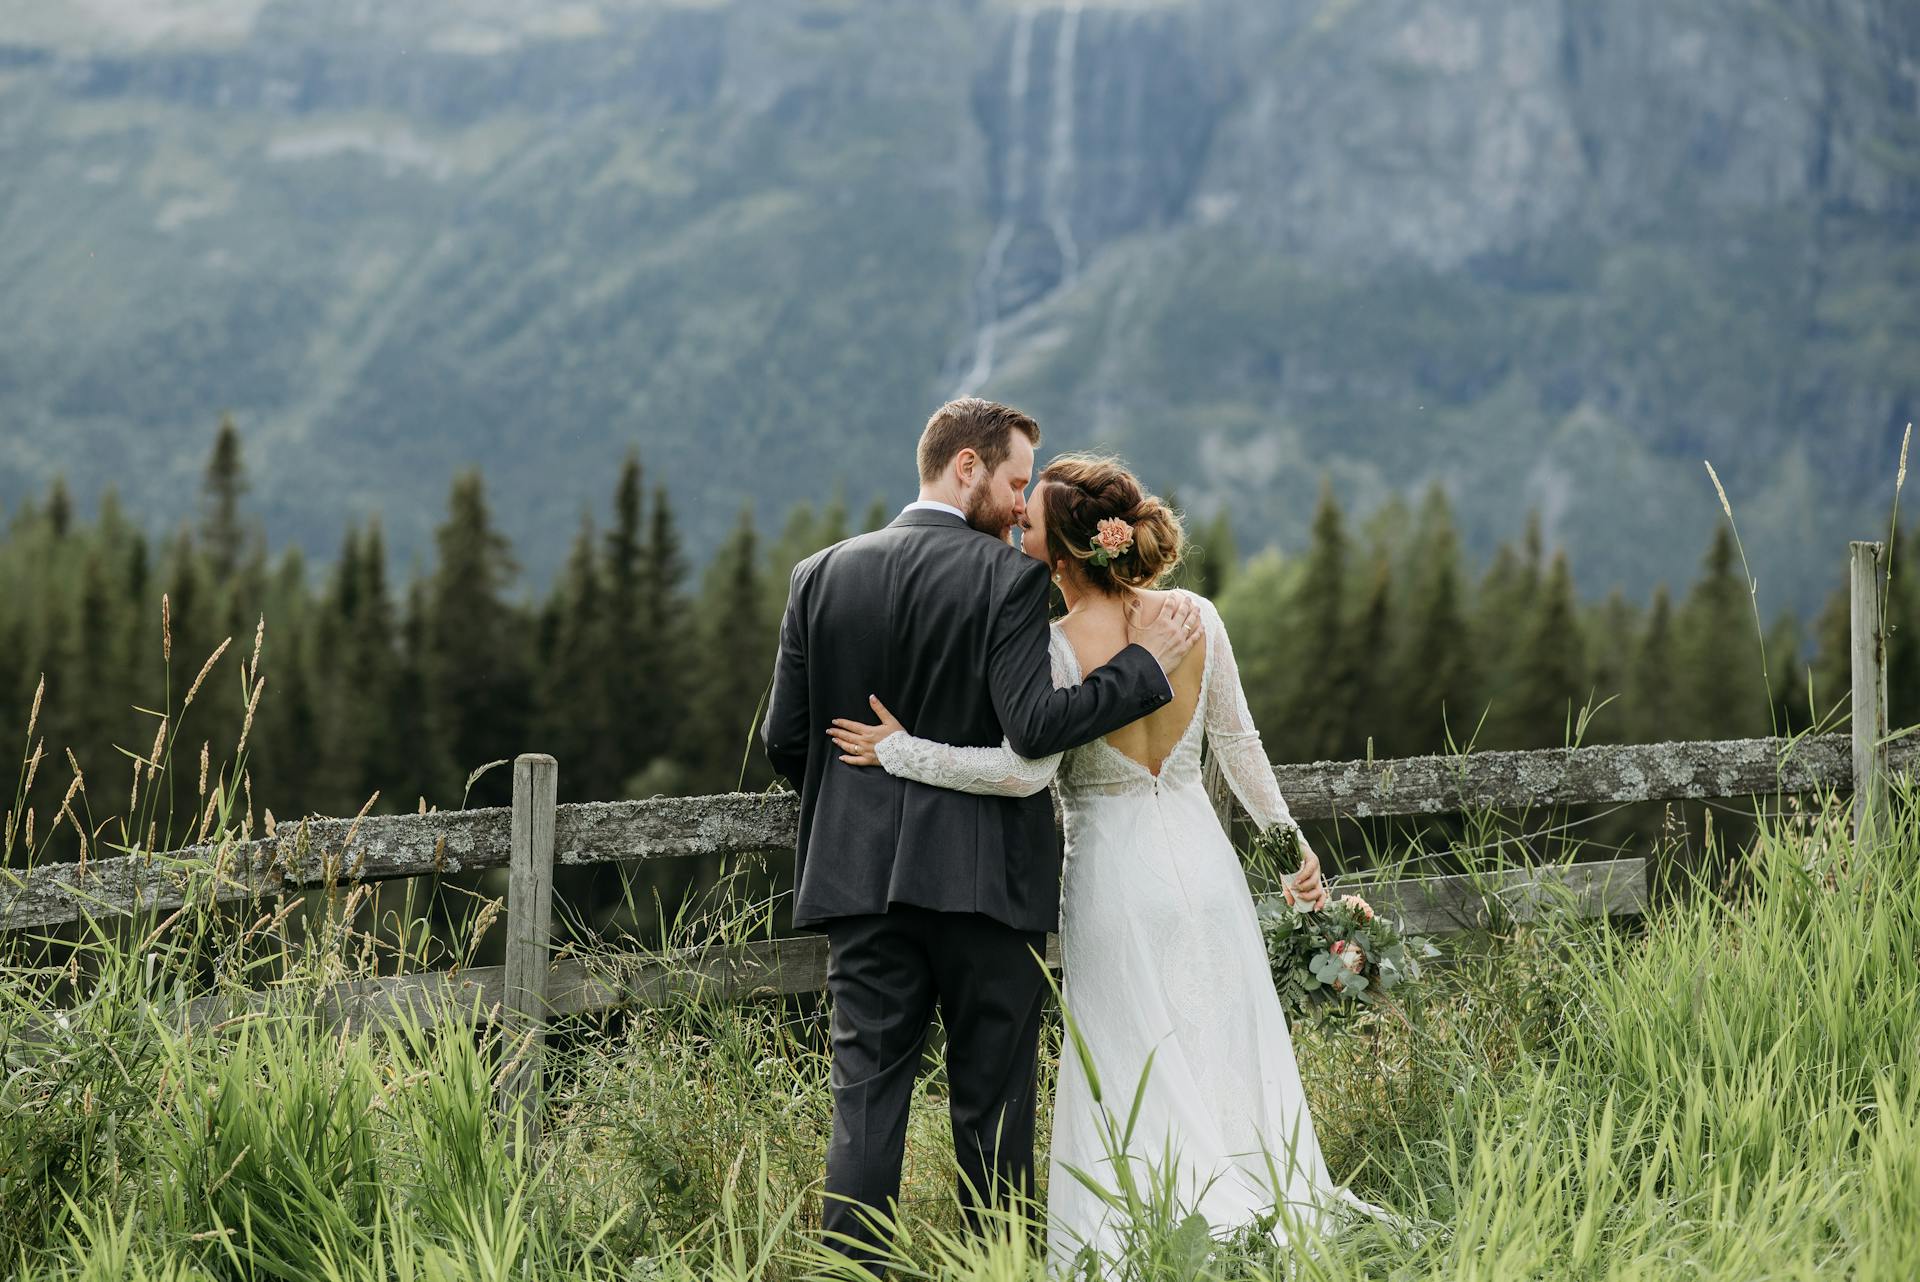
[762,397,1201,1269]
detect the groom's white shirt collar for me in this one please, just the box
[902,499,966,520]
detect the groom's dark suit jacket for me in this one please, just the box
[762,508,1174,934]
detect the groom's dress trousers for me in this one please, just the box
[763,508,1172,1264]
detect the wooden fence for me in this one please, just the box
[2,543,1909,1141]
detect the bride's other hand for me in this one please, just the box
[1289,839,1329,911]
[827,695,906,767]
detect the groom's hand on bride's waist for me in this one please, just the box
[1126,591,1202,675]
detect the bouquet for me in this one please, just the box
[1249,825,1439,1016]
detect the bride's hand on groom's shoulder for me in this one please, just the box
[827,695,906,767]
[1125,589,1202,669]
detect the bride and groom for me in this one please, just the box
[761,397,1373,1272]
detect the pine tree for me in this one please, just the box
[1348,555,1393,759]
[1392,487,1478,757]
[1290,480,1357,762]
[201,415,252,582]
[324,518,401,812]
[1884,525,1920,732]
[818,493,849,548]
[693,507,772,792]
[1675,524,1766,741]
[1628,585,1679,743]
[247,546,313,817]
[390,567,452,813]
[1583,588,1641,745]
[635,483,691,781]
[1176,510,1239,598]
[862,497,891,533]
[602,450,650,789]
[1359,491,1412,612]
[535,513,618,801]
[1764,607,1806,736]
[1216,550,1298,758]
[1808,581,1853,733]
[46,476,73,540]
[306,526,365,815]
[425,470,531,809]
[1473,511,1546,749]
[1510,548,1587,748]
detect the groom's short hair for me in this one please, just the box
[917,398,1041,483]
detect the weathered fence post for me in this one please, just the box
[1851,542,1890,839]
[497,753,558,1151]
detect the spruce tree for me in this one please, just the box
[1884,525,1920,731]
[425,470,531,810]
[1392,487,1478,757]
[308,526,366,815]
[1629,586,1679,743]
[1675,525,1766,741]
[46,476,73,541]
[247,545,312,817]
[1177,510,1238,598]
[1290,479,1356,762]
[1510,548,1587,748]
[1472,511,1546,749]
[1216,551,1298,759]
[694,507,772,792]
[1348,556,1393,760]
[635,483,690,783]
[319,518,402,812]
[201,415,251,582]
[1807,581,1853,732]
[390,567,452,813]
[1583,588,1641,745]
[603,450,649,787]
[536,513,618,801]
[1764,607,1807,736]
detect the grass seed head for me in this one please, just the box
[1705,460,1733,523]
[183,636,231,711]
[248,614,265,684]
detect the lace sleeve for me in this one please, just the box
[873,733,1062,797]
[1200,596,1300,835]
[868,625,1075,799]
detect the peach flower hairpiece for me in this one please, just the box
[1088,517,1134,567]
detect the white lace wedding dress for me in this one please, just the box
[874,593,1381,1267]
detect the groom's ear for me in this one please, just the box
[953,447,980,486]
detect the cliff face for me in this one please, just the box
[0,0,1914,618]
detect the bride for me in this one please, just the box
[827,454,1384,1268]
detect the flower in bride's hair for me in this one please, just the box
[1089,517,1134,566]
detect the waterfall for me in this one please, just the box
[952,7,1037,398]
[1043,0,1082,283]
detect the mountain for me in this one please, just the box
[1,0,1915,622]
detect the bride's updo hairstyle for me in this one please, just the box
[1038,454,1184,594]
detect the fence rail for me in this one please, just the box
[4,733,1905,936]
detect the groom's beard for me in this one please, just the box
[964,490,1016,541]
